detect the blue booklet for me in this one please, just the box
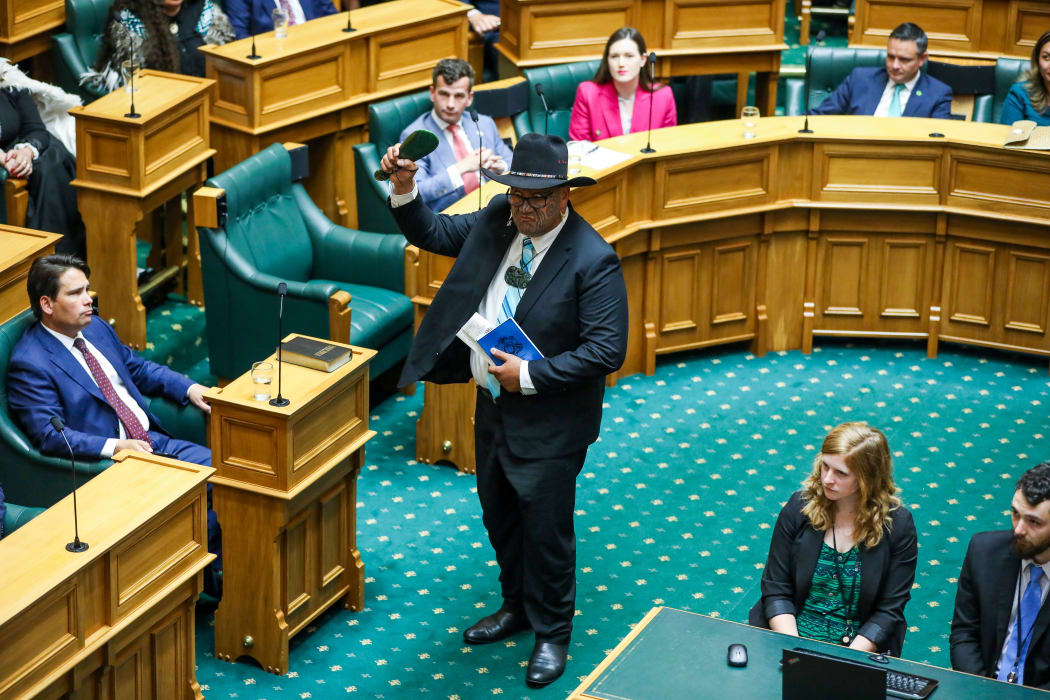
[478,318,544,366]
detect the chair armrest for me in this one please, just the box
[512,110,532,138]
[353,143,390,204]
[971,94,992,123]
[147,395,207,447]
[352,143,402,234]
[783,77,806,116]
[3,503,46,535]
[52,33,106,104]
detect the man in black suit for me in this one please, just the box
[380,133,628,687]
[950,462,1050,689]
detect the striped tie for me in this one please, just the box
[487,238,535,397]
[73,337,152,446]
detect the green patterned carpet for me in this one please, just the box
[186,340,1048,698]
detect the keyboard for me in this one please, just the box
[788,647,938,699]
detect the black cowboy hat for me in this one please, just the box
[482,133,597,189]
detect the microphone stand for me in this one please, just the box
[124,63,140,119]
[270,283,290,407]
[640,52,656,153]
[471,109,482,210]
[342,6,355,31]
[799,54,813,133]
[247,15,261,59]
[535,83,551,135]
[51,417,88,553]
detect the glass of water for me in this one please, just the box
[741,106,760,139]
[251,361,274,401]
[121,60,137,93]
[272,7,289,38]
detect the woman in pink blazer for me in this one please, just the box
[568,27,677,141]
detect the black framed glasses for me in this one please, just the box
[507,190,553,209]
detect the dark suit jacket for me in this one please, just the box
[811,67,953,119]
[950,530,1050,689]
[391,193,628,460]
[8,317,193,460]
[227,0,337,39]
[748,491,918,656]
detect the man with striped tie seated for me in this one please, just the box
[399,58,513,212]
[809,22,952,119]
[950,462,1050,689]
[7,254,221,594]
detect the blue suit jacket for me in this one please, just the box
[400,110,513,212]
[8,317,194,460]
[811,67,953,119]
[226,0,337,39]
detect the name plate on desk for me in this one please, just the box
[69,70,215,196]
[205,335,377,496]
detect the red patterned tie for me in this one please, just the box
[447,123,479,194]
[72,337,152,446]
[278,0,296,24]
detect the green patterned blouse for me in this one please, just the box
[797,542,862,645]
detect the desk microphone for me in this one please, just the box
[247,15,261,59]
[342,5,355,32]
[535,83,551,135]
[799,57,813,134]
[469,108,483,210]
[641,52,657,153]
[51,416,88,553]
[270,282,290,407]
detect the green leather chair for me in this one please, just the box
[2,502,45,536]
[352,90,432,234]
[511,60,599,141]
[992,57,1030,123]
[53,0,113,104]
[200,143,413,381]
[0,308,207,507]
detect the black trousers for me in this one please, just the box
[474,390,586,644]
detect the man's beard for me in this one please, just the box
[1012,533,1050,560]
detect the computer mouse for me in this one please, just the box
[727,643,748,667]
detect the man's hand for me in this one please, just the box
[468,11,500,34]
[455,147,493,175]
[187,383,211,414]
[380,142,419,195]
[488,348,521,393]
[481,151,506,174]
[3,147,33,178]
[115,439,152,453]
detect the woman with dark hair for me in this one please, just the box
[83,0,233,90]
[748,422,918,657]
[568,27,677,141]
[1001,30,1050,126]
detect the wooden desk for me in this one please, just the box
[0,0,63,67]
[851,0,1050,60]
[201,0,469,229]
[71,70,215,350]
[205,336,376,675]
[494,0,787,116]
[570,607,1050,699]
[409,117,1050,472]
[0,452,214,700]
[0,227,59,325]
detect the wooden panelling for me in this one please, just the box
[1003,251,1050,334]
[670,0,781,49]
[947,152,1050,217]
[945,242,995,326]
[521,0,634,60]
[816,145,941,205]
[659,248,702,334]
[656,148,773,217]
[879,239,927,318]
[1009,1,1050,55]
[711,241,752,325]
[283,511,312,622]
[819,237,868,317]
[319,483,349,590]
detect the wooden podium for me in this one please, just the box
[201,0,470,229]
[0,452,214,700]
[495,0,787,116]
[851,0,1050,60]
[0,227,59,325]
[70,70,215,350]
[205,336,376,675]
[413,116,1050,472]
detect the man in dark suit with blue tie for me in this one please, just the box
[381,133,629,687]
[950,462,1050,689]
[811,22,953,119]
[7,255,222,591]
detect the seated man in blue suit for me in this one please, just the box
[811,22,953,119]
[226,0,337,39]
[7,254,221,593]
[400,58,513,212]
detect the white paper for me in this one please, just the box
[581,145,633,171]
[456,313,497,365]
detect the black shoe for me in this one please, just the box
[462,606,530,644]
[526,640,568,687]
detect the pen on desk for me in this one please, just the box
[586,145,599,154]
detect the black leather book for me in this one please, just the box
[280,337,352,372]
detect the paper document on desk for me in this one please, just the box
[457,313,498,365]
[1004,120,1050,150]
[581,145,633,170]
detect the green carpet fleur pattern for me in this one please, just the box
[191,340,1049,698]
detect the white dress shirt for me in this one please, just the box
[874,72,921,117]
[433,109,473,191]
[390,185,568,395]
[995,558,1050,676]
[276,0,306,24]
[618,94,634,135]
[42,323,151,457]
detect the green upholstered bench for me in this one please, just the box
[2,502,45,536]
